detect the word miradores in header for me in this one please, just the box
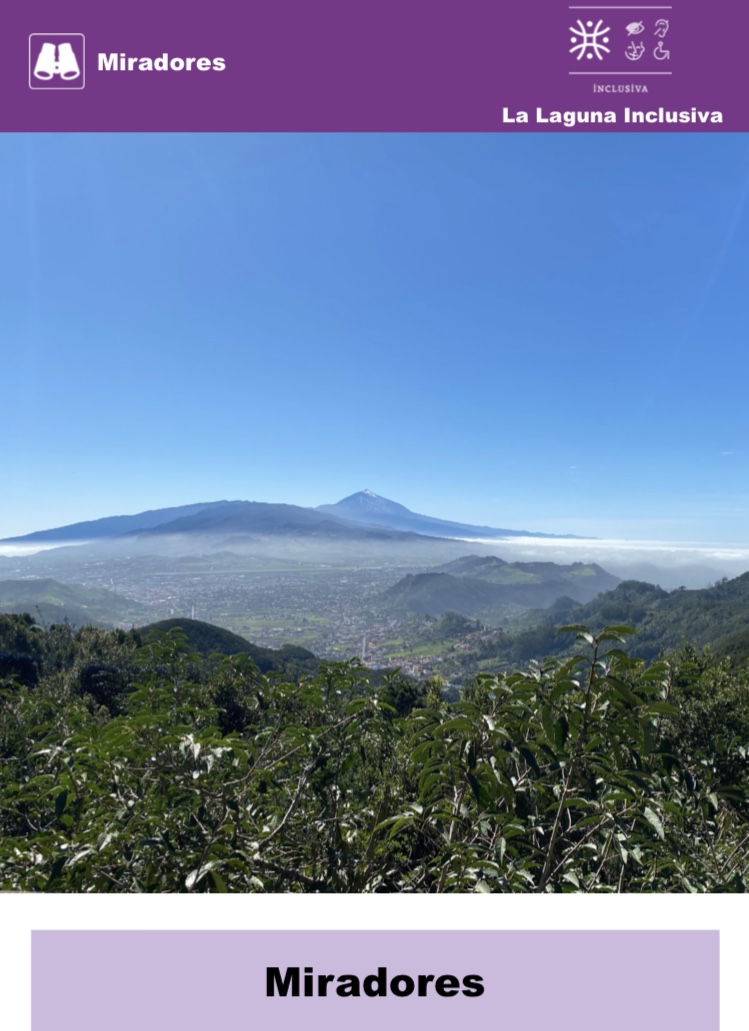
[503,107,723,127]
[266,967,485,998]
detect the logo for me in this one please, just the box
[29,34,85,89]
[567,7,675,76]
[569,19,611,61]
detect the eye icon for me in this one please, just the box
[626,21,645,35]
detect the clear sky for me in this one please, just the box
[1,132,747,542]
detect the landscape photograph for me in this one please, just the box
[1,132,748,891]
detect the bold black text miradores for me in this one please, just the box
[266,967,485,998]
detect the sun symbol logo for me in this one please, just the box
[569,19,611,60]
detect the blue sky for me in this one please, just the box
[1,132,747,542]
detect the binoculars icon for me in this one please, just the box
[33,42,81,81]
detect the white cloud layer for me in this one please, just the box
[0,542,83,558]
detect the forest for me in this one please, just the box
[1,611,748,892]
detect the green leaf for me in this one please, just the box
[54,789,69,819]
[554,715,569,751]
[540,706,555,743]
[519,747,541,778]
[643,806,665,840]
[418,771,445,800]
[466,772,493,809]
[43,856,67,891]
[643,702,679,717]
[208,869,229,892]
[604,676,639,706]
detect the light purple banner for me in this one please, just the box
[32,930,719,1031]
[2,0,746,131]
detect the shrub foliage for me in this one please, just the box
[1,616,747,892]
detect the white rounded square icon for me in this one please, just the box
[29,34,85,89]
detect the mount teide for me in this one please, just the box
[318,490,585,540]
[2,492,584,545]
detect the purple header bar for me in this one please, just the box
[2,0,746,131]
[32,930,719,1031]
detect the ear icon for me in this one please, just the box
[33,42,57,79]
[58,42,80,79]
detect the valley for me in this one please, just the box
[2,491,749,690]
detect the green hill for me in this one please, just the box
[475,574,749,666]
[380,572,518,620]
[560,575,749,661]
[435,554,620,599]
[0,578,147,627]
[379,556,619,621]
[139,617,319,677]
[712,626,749,667]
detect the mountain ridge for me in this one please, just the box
[3,492,585,546]
[125,501,434,542]
[380,557,619,620]
[0,501,234,544]
[320,490,587,540]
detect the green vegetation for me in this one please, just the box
[141,618,319,678]
[470,574,749,668]
[434,556,619,594]
[1,613,748,892]
[0,577,147,627]
[379,558,619,622]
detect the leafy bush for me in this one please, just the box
[0,619,747,892]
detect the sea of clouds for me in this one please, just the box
[1,536,748,591]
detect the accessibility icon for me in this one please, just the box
[654,19,670,39]
[654,40,670,60]
[29,34,85,89]
[625,41,646,60]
